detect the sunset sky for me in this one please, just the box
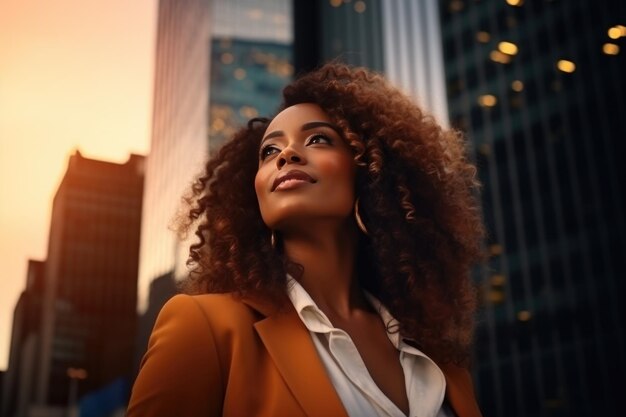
[0,0,157,370]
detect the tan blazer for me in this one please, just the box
[127,294,483,417]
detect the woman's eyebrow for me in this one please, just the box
[260,121,341,146]
[300,121,341,134]
[260,130,284,145]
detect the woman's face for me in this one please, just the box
[254,103,356,231]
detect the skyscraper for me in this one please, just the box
[294,0,449,123]
[2,260,45,417]
[439,1,625,415]
[35,151,144,406]
[136,0,211,316]
[135,0,293,368]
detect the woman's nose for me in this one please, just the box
[276,147,306,169]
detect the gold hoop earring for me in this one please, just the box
[354,198,369,235]
[270,230,277,249]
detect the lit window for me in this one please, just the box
[478,143,491,156]
[221,53,234,65]
[607,25,626,39]
[478,94,497,107]
[476,31,491,43]
[556,59,576,73]
[272,62,294,77]
[246,9,263,20]
[67,367,88,380]
[490,274,506,286]
[211,118,225,131]
[603,43,620,55]
[517,310,532,321]
[487,290,505,304]
[490,243,504,255]
[234,68,247,80]
[448,0,464,13]
[498,41,518,55]
[608,27,621,39]
[506,0,523,6]
[511,80,524,91]
[490,50,512,64]
[354,1,366,13]
[273,14,287,24]
[239,106,258,118]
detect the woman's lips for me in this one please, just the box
[272,169,317,191]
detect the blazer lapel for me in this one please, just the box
[439,362,483,417]
[253,306,349,417]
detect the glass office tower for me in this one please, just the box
[294,0,449,123]
[440,1,625,415]
[135,0,293,367]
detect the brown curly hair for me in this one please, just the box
[180,63,486,365]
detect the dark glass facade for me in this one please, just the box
[440,1,626,415]
[36,152,144,406]
[208,37,293,147]
[294,0,384,72]
[2,260,45,417]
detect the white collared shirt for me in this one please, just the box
[286,277,454,417]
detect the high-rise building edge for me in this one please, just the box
[33,151,145,407]
[2,260,45,417]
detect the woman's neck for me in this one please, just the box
[281,222,368,319]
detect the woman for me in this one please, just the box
[127,63,486,417]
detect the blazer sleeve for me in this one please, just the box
[127,294,224,417]
[440,363,483,417]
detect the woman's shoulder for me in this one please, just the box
[162,292,255,315]
[155,293,282,340]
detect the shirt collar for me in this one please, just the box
[286,275,335,333]
[286,275,402,343]
[286,276,433,358]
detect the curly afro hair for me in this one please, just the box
[179,63,486,365]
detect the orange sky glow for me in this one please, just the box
[0,0,157,370]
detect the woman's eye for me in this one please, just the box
[260,145,280,160]
[307,134,332,145]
